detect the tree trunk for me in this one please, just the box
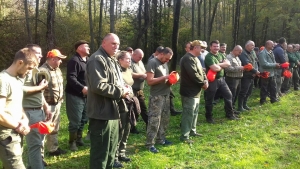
[110,0,115,33]
[24,0,32,43]
[197,0,203,39]
[192,0,195,39]
[262,17,269,44]
[46,0,55,50]
[207,1,219,41]
[170,0,181,71]
[232,0,240,47]
[251,0,256,41]
[88,0,94,51]
[143,0,150,62]
[203,0,206,40]
[35,0,39,44]
[98,0,104,46]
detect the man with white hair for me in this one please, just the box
[238,40,260,111]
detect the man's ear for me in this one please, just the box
[17,59,24,66]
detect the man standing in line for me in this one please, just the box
[273,37,287,97]
[23,44,55,169]
[86,33,131,169]
[286,44,300,91]
[238,40,259,111]
[204,40,238,123]
[180,40,208,144]
[146,47,174,153]
[130,49,148,133]
[39,49,67,157]
[66,40,90,151]
[258,40,281,104]
[225,45,244,108]
[0,48,36,169]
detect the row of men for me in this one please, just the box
[0,41,91,169]
[0,33,294,169]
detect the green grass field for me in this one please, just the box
[1,82,300,169]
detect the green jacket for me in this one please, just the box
[287,52,298,68]
[86,47,124,120]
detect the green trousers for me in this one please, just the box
[89,118,118,169]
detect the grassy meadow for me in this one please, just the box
[1,78,300,168]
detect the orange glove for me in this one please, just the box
[260,71,270,78]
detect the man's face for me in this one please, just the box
[210,43,220,54]
[287,45,293,53]
[161,53,172,63]
[219,45,227,53]
[78,44,90,55]
[132,52,143,63]
[17,61,35,78]
[31,46,43,63]
[233,49,242,56]
[52,57,62,68]
[246,42,255,51]
[193,46,202,56]
[185,44,191,52]
[102,35,120,56]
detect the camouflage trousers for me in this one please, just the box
[146,95,170,148]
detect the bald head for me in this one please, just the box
[232,45,243,56]
[132,48,144,62]
[287,44,293,53]
[265,40,274,51]
[101,33,120,56]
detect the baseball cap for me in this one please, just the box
[47,49,67,59]
[191,40,206,48]
[74,40,89,50]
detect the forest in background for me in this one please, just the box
[0,0,300,70]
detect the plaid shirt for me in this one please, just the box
[39,62,64,105]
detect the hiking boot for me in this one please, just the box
[113,161,123,168]
[161,140,172,146]
[170,110,182,116]
[76,131,85,146]
[48,147,67,156]
[182,139,194,144]
[190,132,203,137]
[118,156,131,162]
[206,118,215,124]
[226,115,239,120]
[243,105,251,110]
[130,126,139,134]
[149,146,159,153]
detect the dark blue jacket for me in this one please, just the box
[273,44,286,64]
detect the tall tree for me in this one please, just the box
[35,0,39,43]
[192,0,195,39]
[170,0,181,71]
[110,0,115,33]
[207,0,219,41]
[24,0,32,43]
[197,0,203,39]
[88,0,94,51]
[98,0,104,46]
[46,0,55,50]
[232,0,240,47]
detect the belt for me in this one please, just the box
[23,107,42,111]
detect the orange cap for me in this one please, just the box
[243,63,253,71]
[168,71,180,84]
[47,49,67,59]
[283,69,292,78]
[207,69,217,82]
[30,121,55,134]
[281,62,290,69]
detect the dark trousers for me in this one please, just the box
[89,118,118,169]
[260,76,277,103]
[116,112,131,159]
[292,67,299,90]
[133,90,148,126]
[225,76,241,107]
[238,77,254,105]
[204,77,233,119]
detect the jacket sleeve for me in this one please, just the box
[66,59,84,93]
[86,56,123,100]
[274,49,286,63]
[225,56,242,73]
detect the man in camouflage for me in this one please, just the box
[145,47,173,153]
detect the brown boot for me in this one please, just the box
[69,132,78,151]
[76,131,85,146]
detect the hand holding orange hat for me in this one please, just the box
[30,121,55,134]
[207,69,217,82]
[243,63,253,71]
[168,71,180,84]
[280,62,290,69]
